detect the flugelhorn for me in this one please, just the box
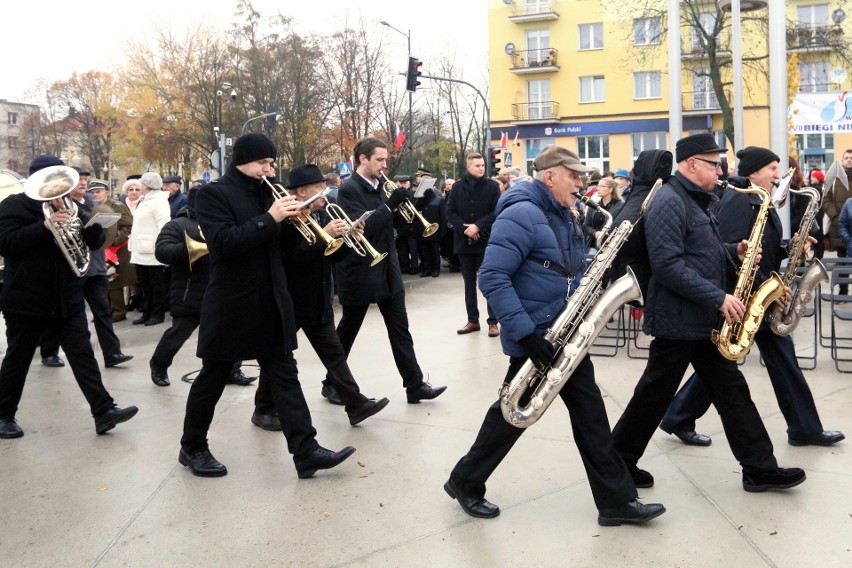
[379,172,439,238]
[326,203,388,266]
[261,176,343,256]
[185,229,209,271]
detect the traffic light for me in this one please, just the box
[406,56,422,92]
[264,105,278,131]
[488,146,502,176]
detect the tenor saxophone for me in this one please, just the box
[766,186,828,335]
[711,183,786,361]
[500,181,662,428]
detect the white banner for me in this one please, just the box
[790,91,852,134]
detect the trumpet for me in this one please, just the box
[261,176,343,256]
[326,203,388,266]
[379,172,439,238]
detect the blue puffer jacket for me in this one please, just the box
[479,179,586,357]
[643,172,737,339]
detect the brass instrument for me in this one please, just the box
[185,230,209,271]
[325,203,387,266]
[379,172,439,238]
[24,165,90,277]
[711,182,786,361]
[766,186,828,335]
[261,176,344,256]
[500,181,662,428]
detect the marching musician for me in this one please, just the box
[252,164,389,430]
[179,133,355,478]
[611,133,807,493]
[660,146,844,448]
[445,145,665,526]
[0,154,138,439]
[331,137,446,405]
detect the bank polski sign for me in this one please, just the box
[791,92,852,133]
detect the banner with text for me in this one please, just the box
[791,92,852,133]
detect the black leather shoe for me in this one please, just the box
[294,445,356,479]
[251,411,281,431]
[104,353,134,368]
[94,405,138,435]
[598,499,666,526]
[179,448,228,477]
[41,355,65,367]
[672,429,712,446]
[226,370,257,386]
[457,322,481,334]
[321,384,344,406]
[627,463,654,488]
[788,431,845,446]
[742,467,806,492]
[144,317,165,326]
[131,316,149,325]
[406,382,447,404]
[348,397,390,426]
[443,478,500,519]
[151,367,170,387]
[0,417,24,439]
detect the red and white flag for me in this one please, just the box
[513,130,520,147]
[394,123,406,151]
[500,131,508,149]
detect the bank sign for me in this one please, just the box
[791,92,852,133]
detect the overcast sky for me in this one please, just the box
[2,0,488,103]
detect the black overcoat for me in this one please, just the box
[194,167,297,360]
[446,173,500,255]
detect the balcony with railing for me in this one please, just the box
[798,82,833,93]
[682,89,730,114]
[510,49,559,74]
[508,1,560,23]
[681,38,731,60]
[787,25,843,53]
[511,101,560,124]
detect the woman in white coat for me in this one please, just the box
[129,172,171,326]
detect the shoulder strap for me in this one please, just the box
[526,212,576,278]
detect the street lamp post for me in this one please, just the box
[380,20,414,173]
[215,82,236,176]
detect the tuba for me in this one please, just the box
[500,181,662,428]
[261,176,344,256]
[24,165,90,277]
[766,186,828,335]
[711,181,786,360]
[379,172,439,238]
[325,203,388,266]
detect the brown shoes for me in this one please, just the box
[488,324,499,337]
[457,322,481,334]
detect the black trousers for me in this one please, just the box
[83,275,122,360]
[396,235,420,273]
[612,338,778,475]
[150,313,242,375]
[0,312,115,419]
[661,329,824,439]
[334,294,424,390]
[419,240,441,275]
[135,264,167,320]
[449,355,637,510]
[257,321,368,413]
[39,328,60,359]
[181,355,318,458]
[458,253,496,325]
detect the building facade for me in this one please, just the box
[0,99,40,175]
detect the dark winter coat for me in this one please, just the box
[716,187,786,279]
[194,166,297,361]
[155,206,209,317]
[446,173,500,255]
[168,190,188,219]
[479,178,586,357]
[0,193,103,318]
[582,197,624,247]
[415,192,445,242]
[334,172,405,305]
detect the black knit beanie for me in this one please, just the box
[231,133,277,166]
[736,146,779,177]
[29,154,64,175]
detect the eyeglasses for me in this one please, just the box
[694,157,723,170]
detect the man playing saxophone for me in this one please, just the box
[445,145,665,526]
[660,146,844,448]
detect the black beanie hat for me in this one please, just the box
[737,146,779,177]
[29,154,64,176]
[231,133,277,166]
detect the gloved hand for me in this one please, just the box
[421,188,435,202]
[81,224,104,248]
[726,175,750,189]
[518,333,556,369]
[386,187,409,210]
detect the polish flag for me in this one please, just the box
[513,130,520,147]
[394,123,406,151]
[500,131,508,149]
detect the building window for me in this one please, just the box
[7,136,18,149]
[525,138,555,175]
[577,135,610,174]
[526,29,550,64]
[579,76,605,103]
[691,12,719,51]
[692,68,720,109]
[523,0,550,16]
[526,79,552,119]
[633,17,661,46]
[634,71,662,99]
[797,132,834,171]
[631,132,667,161]
[799,61,830,92]
[8,112,17,125]
[578,23,603,50]
[797,4,829,27]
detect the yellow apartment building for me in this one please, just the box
[489,0,852,175]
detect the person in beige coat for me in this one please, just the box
[822,149,852,294]
[129,172,171,326]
